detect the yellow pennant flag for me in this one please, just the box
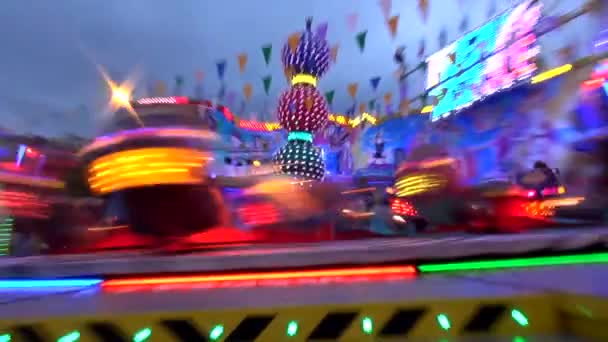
[243,83,253,101]
[238,53,248,74]
[330,44,339,62]
[347,83,358,99]
[288,32,301,53]
[387,15,399,39]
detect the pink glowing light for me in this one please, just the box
[483,1,541,95]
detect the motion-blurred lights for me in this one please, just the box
[530,64,573,84]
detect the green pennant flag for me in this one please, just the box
[262,44,272,65]
[356,31,367,52]
[368,99,376,112]
[325,90,335,105]
[263,75,272,95]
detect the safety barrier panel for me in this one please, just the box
[4,293,605,342]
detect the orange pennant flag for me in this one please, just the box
[305,97,314,111]
[288,32,301,53]
[399,99,409,113]
[347,83,358,99]
[387,15,399,39]
[330,44,339,62]
[358,103,366,113]
[384,92,393,104]
[243,83,253,101]
[238,53,248,74]
[418,0,429,22]
[284,66,295,83]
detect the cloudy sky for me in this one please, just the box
[0,0,590,137]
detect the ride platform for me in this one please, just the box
[0,265,605,341]
[0,228,607,341]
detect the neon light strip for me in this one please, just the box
[291,74,317,87]
[0,279,102,289]
[288,131,313,142]
[102,266,417,287]
[418,252,608,273]
[531,64,573,84]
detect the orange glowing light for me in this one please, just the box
[102,265,417,287]
[88,147,211,195]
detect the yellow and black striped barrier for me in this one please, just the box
[4,293,606,341]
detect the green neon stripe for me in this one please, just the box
[418,253,608,273]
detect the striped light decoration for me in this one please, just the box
[273,18,332,181]
[88,147,211,195]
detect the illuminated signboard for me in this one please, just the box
[426,0,542,121]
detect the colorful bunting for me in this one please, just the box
[347,83,359,99]
[330,44,339,62]
[325,90,335,105]
[238,54,248,74]
[243,83,253,101]
[387,15,399,39]
[262,75,272,95]
[418,0,429,22]
[379,0,392,19]
[217,60,227,79]
[347,13,359,32]
[315,22,329,40]
[356,31,367,52]
[262,44,272,65]
[288,32,301,53]
[383,92,393,104]
[370,76,381,91]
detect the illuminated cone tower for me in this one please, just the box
[273,18,332,181]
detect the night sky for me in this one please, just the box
[0,0,588,137]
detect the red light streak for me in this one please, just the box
[582,78,605,91]
[102,265,417,288]
[391,198,418,216]
[238,203,279,226]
